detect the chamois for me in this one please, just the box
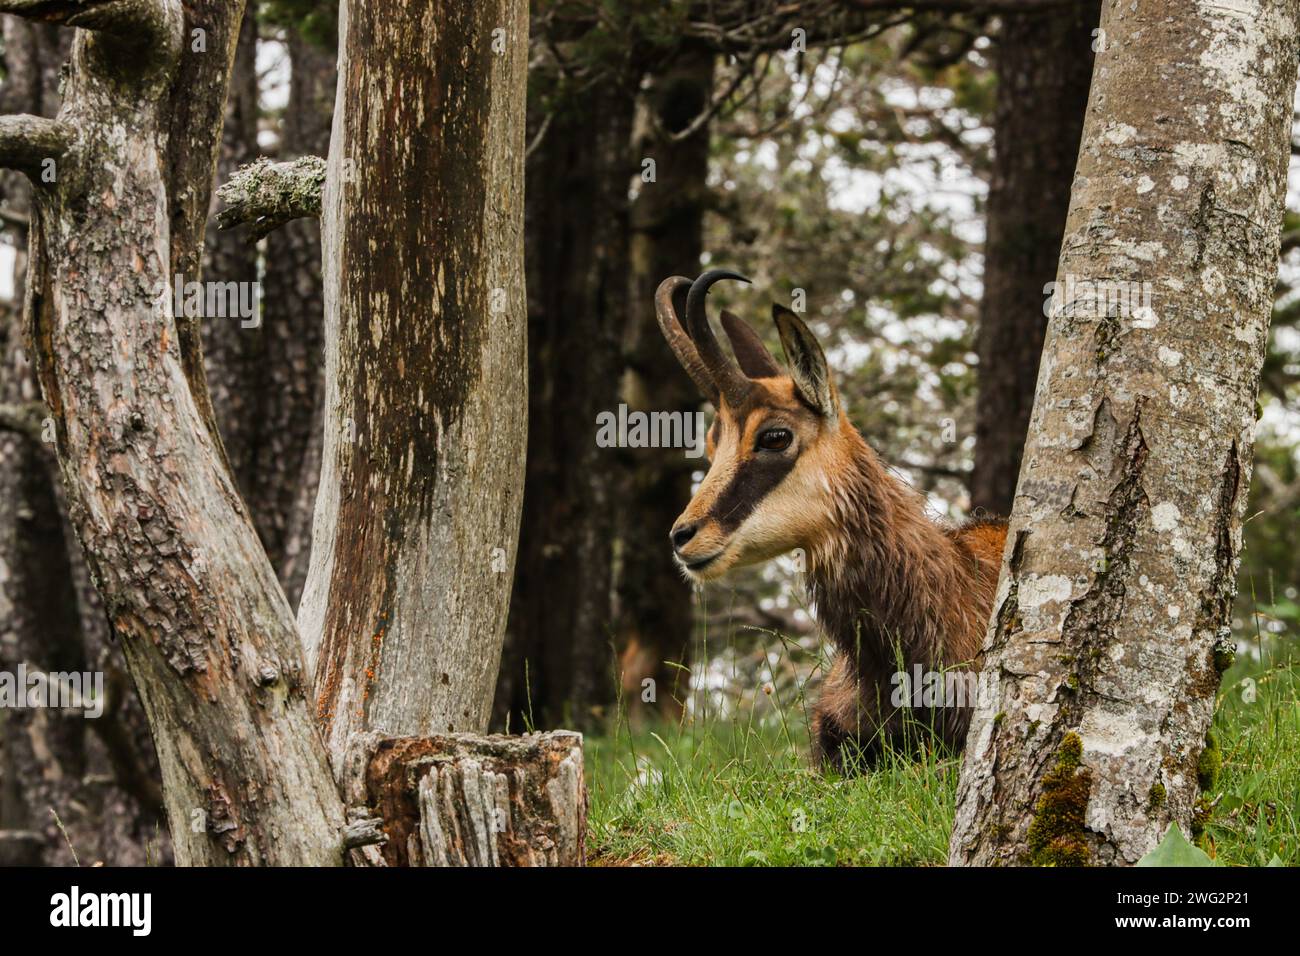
[656,270,1007,770]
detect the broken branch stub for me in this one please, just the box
[360,731,586,867]
[215,155,325,240]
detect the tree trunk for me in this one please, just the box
[354,731,585,866]
[618,44,715,723]
[164,0,256,467]
[300,0,529,767]
[7,0,346,866]
[1,15,167,867]
[950,0,1298,866]
[0,15,78,868]
[970,2,1099,515]
[493,76,636,732]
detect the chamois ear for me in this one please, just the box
[773,304,837,419]
[720,310,782,378]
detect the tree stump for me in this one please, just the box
[353,731,585,867]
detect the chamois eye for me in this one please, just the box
[757,428,792,452]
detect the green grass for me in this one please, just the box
[586,653,1300,867]
[1204,649,1300,865]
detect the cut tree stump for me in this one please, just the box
[350,731,586,867]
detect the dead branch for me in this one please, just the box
[215,155,325,240]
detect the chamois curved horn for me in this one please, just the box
[655,275,719,404]
[686,269,752,405]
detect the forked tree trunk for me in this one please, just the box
[950,0,1298,866]
[3,0,347,866]
[300,0,529,767]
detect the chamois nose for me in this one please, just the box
[670,523,698,551]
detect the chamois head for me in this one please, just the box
[657,270,853,581]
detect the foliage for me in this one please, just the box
[1203,635,1300,866]
[1136,825,1217,867]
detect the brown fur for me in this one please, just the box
[800,427,1006,769]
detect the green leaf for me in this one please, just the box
[1136,825,1218,867]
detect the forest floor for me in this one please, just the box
[584,649,1300,867]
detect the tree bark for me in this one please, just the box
[204,8,261,495]
[950,0,1298,866]
[617,44,715,723]
[300,0,529,767]
[0,15,76,868]
[1,15,168,867]
[9,0,346,866]
[493,75,636,732]
[164,0,254,467]
[970,2,1099,515]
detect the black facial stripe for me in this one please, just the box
[710,452,797,533]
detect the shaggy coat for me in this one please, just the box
[804,421,1005,768]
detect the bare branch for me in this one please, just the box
[0,114,71,180]
[0,207,31,231]
[0,0,177,42]
[215,156,325,240]
[342,810,388,850]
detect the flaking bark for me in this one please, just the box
[354,731,585,867]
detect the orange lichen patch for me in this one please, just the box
[358,619,386,714]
